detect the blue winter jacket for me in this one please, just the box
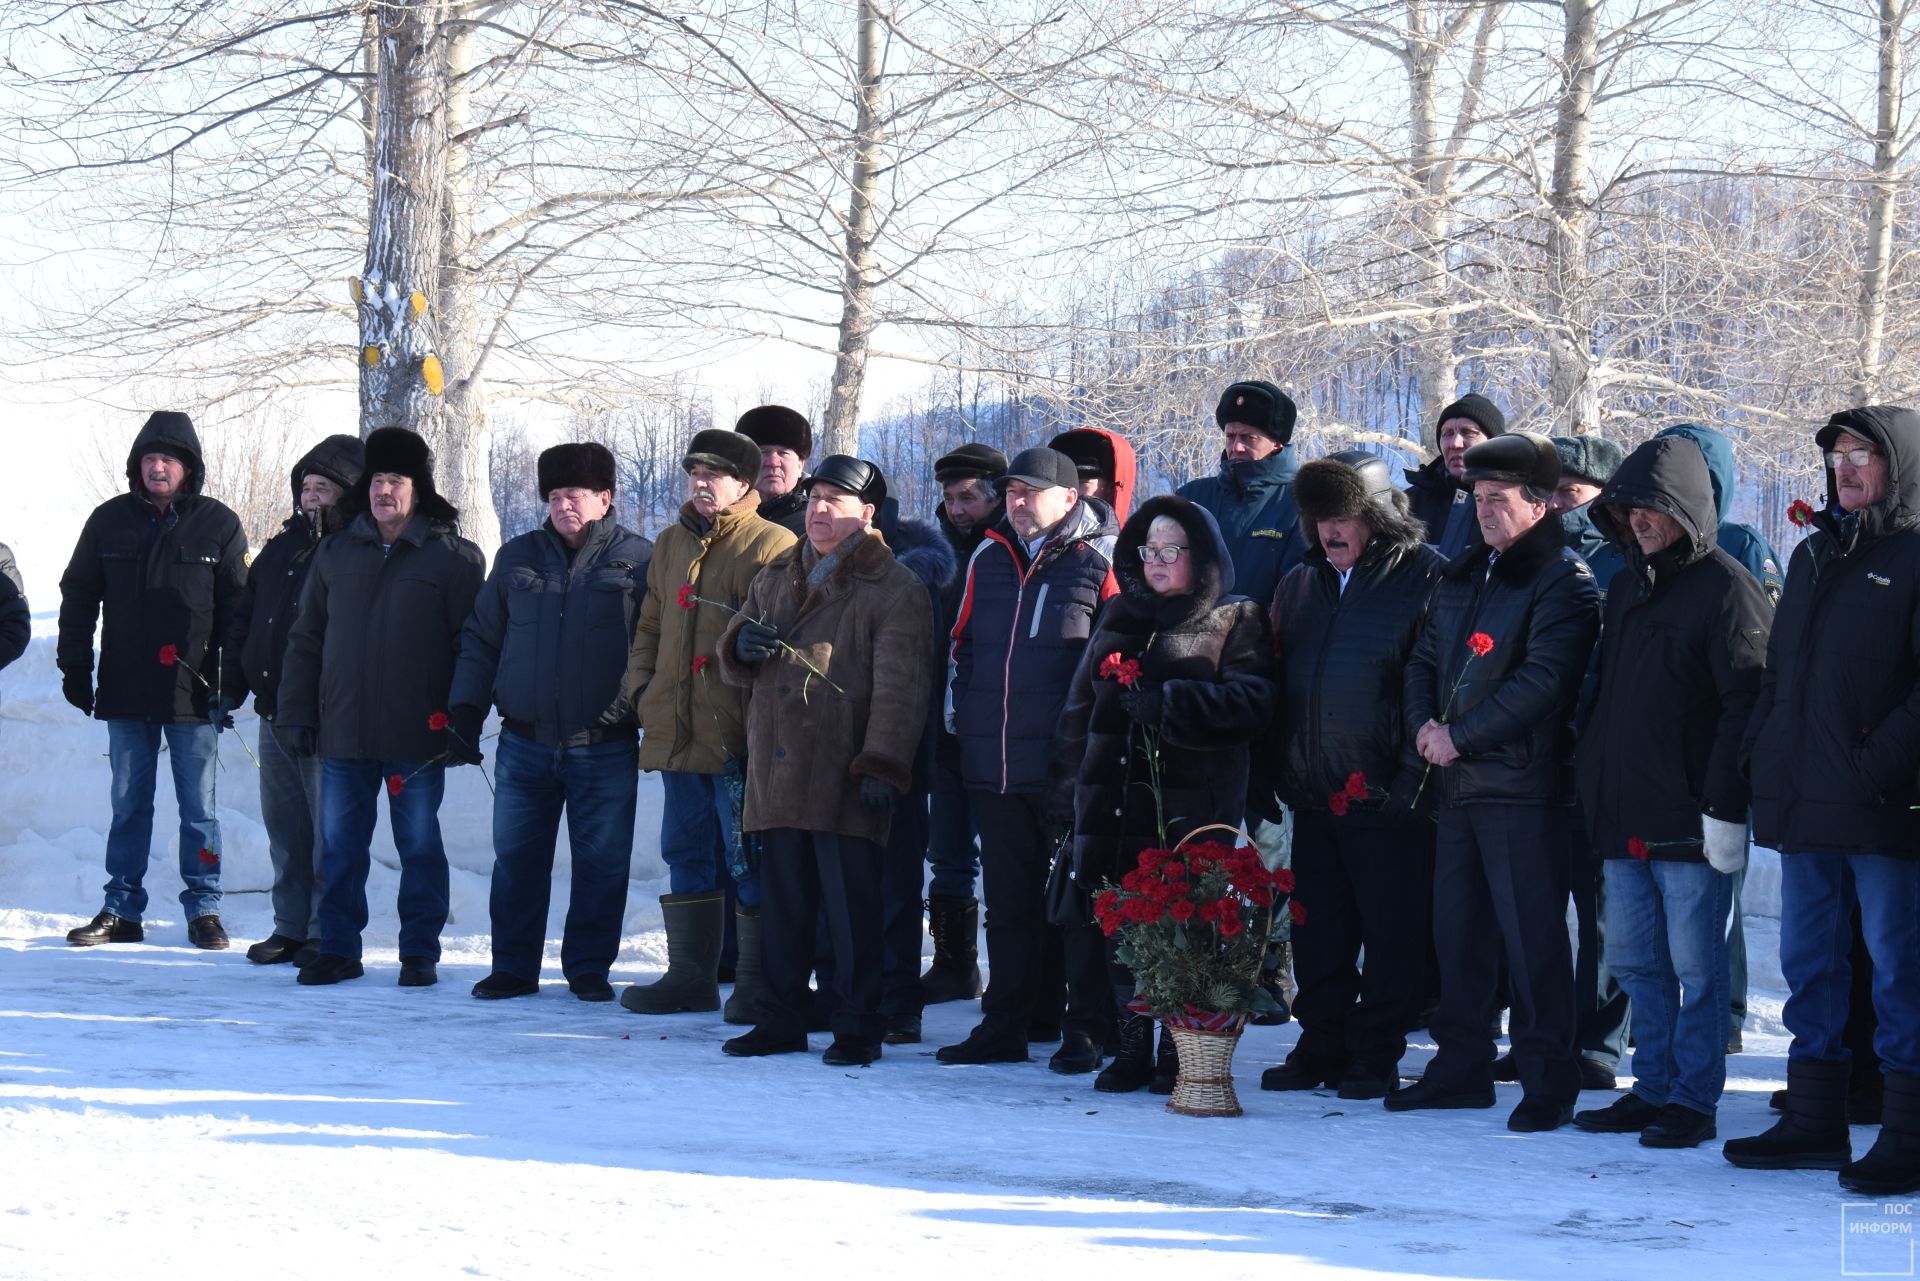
[1655,423,1784,606]
[948,497,1118,795]
[1175,447,1305,606]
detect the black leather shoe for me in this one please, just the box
[569,974,614,1002]
[292,943,320,969]
[297,954,365,986]
[936,1026,1030,1065]
[398,957,437,987]
[1578,1057,1618,1091]
[473,972,540,1000]
[823,1038,882,1066]
[882,1013,922,1045]
[1384,1077,1497,1112]
[1573,1092,1662,1133]
[187,916,230,950]
[66,912,142,947]
[1261,1059,1342,1092]
[723,1026,808,1057]
[1508,1096,1574,1132]
[1049,1031,1102,1074]
[1640,1102,1716,1149]
[246,933,305,964]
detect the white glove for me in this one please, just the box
[1702,815,1748,875]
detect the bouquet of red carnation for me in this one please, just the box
[1095,836,1301,1026]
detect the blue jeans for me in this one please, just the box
[317,759,450,961]
[658,770,757,907]
[926,757,979,898]
[1603,858,1730,1115]
[103,720,221,921]
[1780,851,1920,1077]
[491,730,637,981]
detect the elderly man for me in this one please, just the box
[277,427,486,988]
[240,433,365,966]
[715,456,934,1065]
[1265,451,1445,1100]
[941,446,1118,1068]
[1388,431,1601,1132]
[1405,395,1508,556]
[622,429,796,1019]
[921,442,1008,1003]
[1176,380,1303,606]
[59,411,249,949]
[1728,406,1920,1196]
[736,405,813,536]
[1572,438,1770,1149]
[451,443,653,1002]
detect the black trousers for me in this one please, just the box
[816,769,931,1021]
[1569,814,1631,1066]
[1289,810,1435,1075]
[757,828,885,1045]
[970,790,1065,1038]
[1427,803,1580,1104]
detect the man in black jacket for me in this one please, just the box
[1727,405,1920,1196]
[277,428,486,989]
[1571,438,1769,1149]
[451,443,653,1003]
[1389,431,1601,1132]
[1265,451,1445,1100]
[239,434,364,966]
[1404,394,1507,557]
[58,411,249,950]
[922,442,1005,1004]
[737,404,812,536]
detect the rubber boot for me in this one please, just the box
[1095,1006,1155,1093]
[1724,1057,1853,1170]
[722,906,763,1026]
[620,893,723,1015]
[1843,1073,1920,1196]
[921,894,983,1003]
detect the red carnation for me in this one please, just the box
[158,644,179,667]
[1327,790,1351,817]
[1272,868,1296,894]
[1098,652,1144,688]
[1121,869,1144,892]
[1197,899,1221,923]
[1345,771,1369,801]
[1169,899,1195,922]
[1628,837,1650,861]
[676,583,697,609]
[1288,898,1307,925]
[1095,890,1119,917]
[1098,913,1120,937]
[427,712,449,731]
[691,655,712,675]
[387,773,405,797]
[1161,859,1187,882]
[197,848,218,865]
[1468,632,1495,658]
[1218,912,1244,938]
[1787,499,1815,528]
[1248,884,1274,909]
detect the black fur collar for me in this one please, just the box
[1442,509,1567,583]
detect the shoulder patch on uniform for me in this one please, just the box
[1252,528,1289,540]
[1763,558,1778,574]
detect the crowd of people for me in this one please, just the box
[28,387,1920,1199]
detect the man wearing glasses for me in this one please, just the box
[1729,407,1920,1197]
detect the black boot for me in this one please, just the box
[1842,1073,1920,1196]
[921,894,983,1003]
[1724,1058,1853,1170]
[67,911,142,947]
[621,893,723,1015]
[1095,1012,1155,1093]
[1148,1023,1178,1095]
[1048,1030,1102,1075]
[722,906,762,1025]
[246,933,305,965]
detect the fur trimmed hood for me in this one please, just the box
[1113,494,1236,628]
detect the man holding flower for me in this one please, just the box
[1392,430,1601,1132]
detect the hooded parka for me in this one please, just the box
[58,413,250,721]
[1743,405,1920,857]
[1575,439,1772,863]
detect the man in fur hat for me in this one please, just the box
[276,427,486,988]
[735,405,813,537]
[1405,394,1509,557]
[452,442,653,1002]
[1266,450,1446,1100]
[59,410,250,950]
[1176,380,1304,606]
[1389,431,1601,1132]
[239,433,365,966]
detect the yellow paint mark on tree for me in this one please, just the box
[421,354,445,395]
[363,345,382,367]
[349,277,363,304]
[409,291,427,318]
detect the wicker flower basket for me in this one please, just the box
[1165,1021,1246,1117]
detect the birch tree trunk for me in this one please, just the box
[1857,0,1906,403]
[820,0,886,459]
[1404,6,1458,428]
[1546,0,1602,433]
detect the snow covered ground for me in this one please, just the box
[0,631,1891,1280]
